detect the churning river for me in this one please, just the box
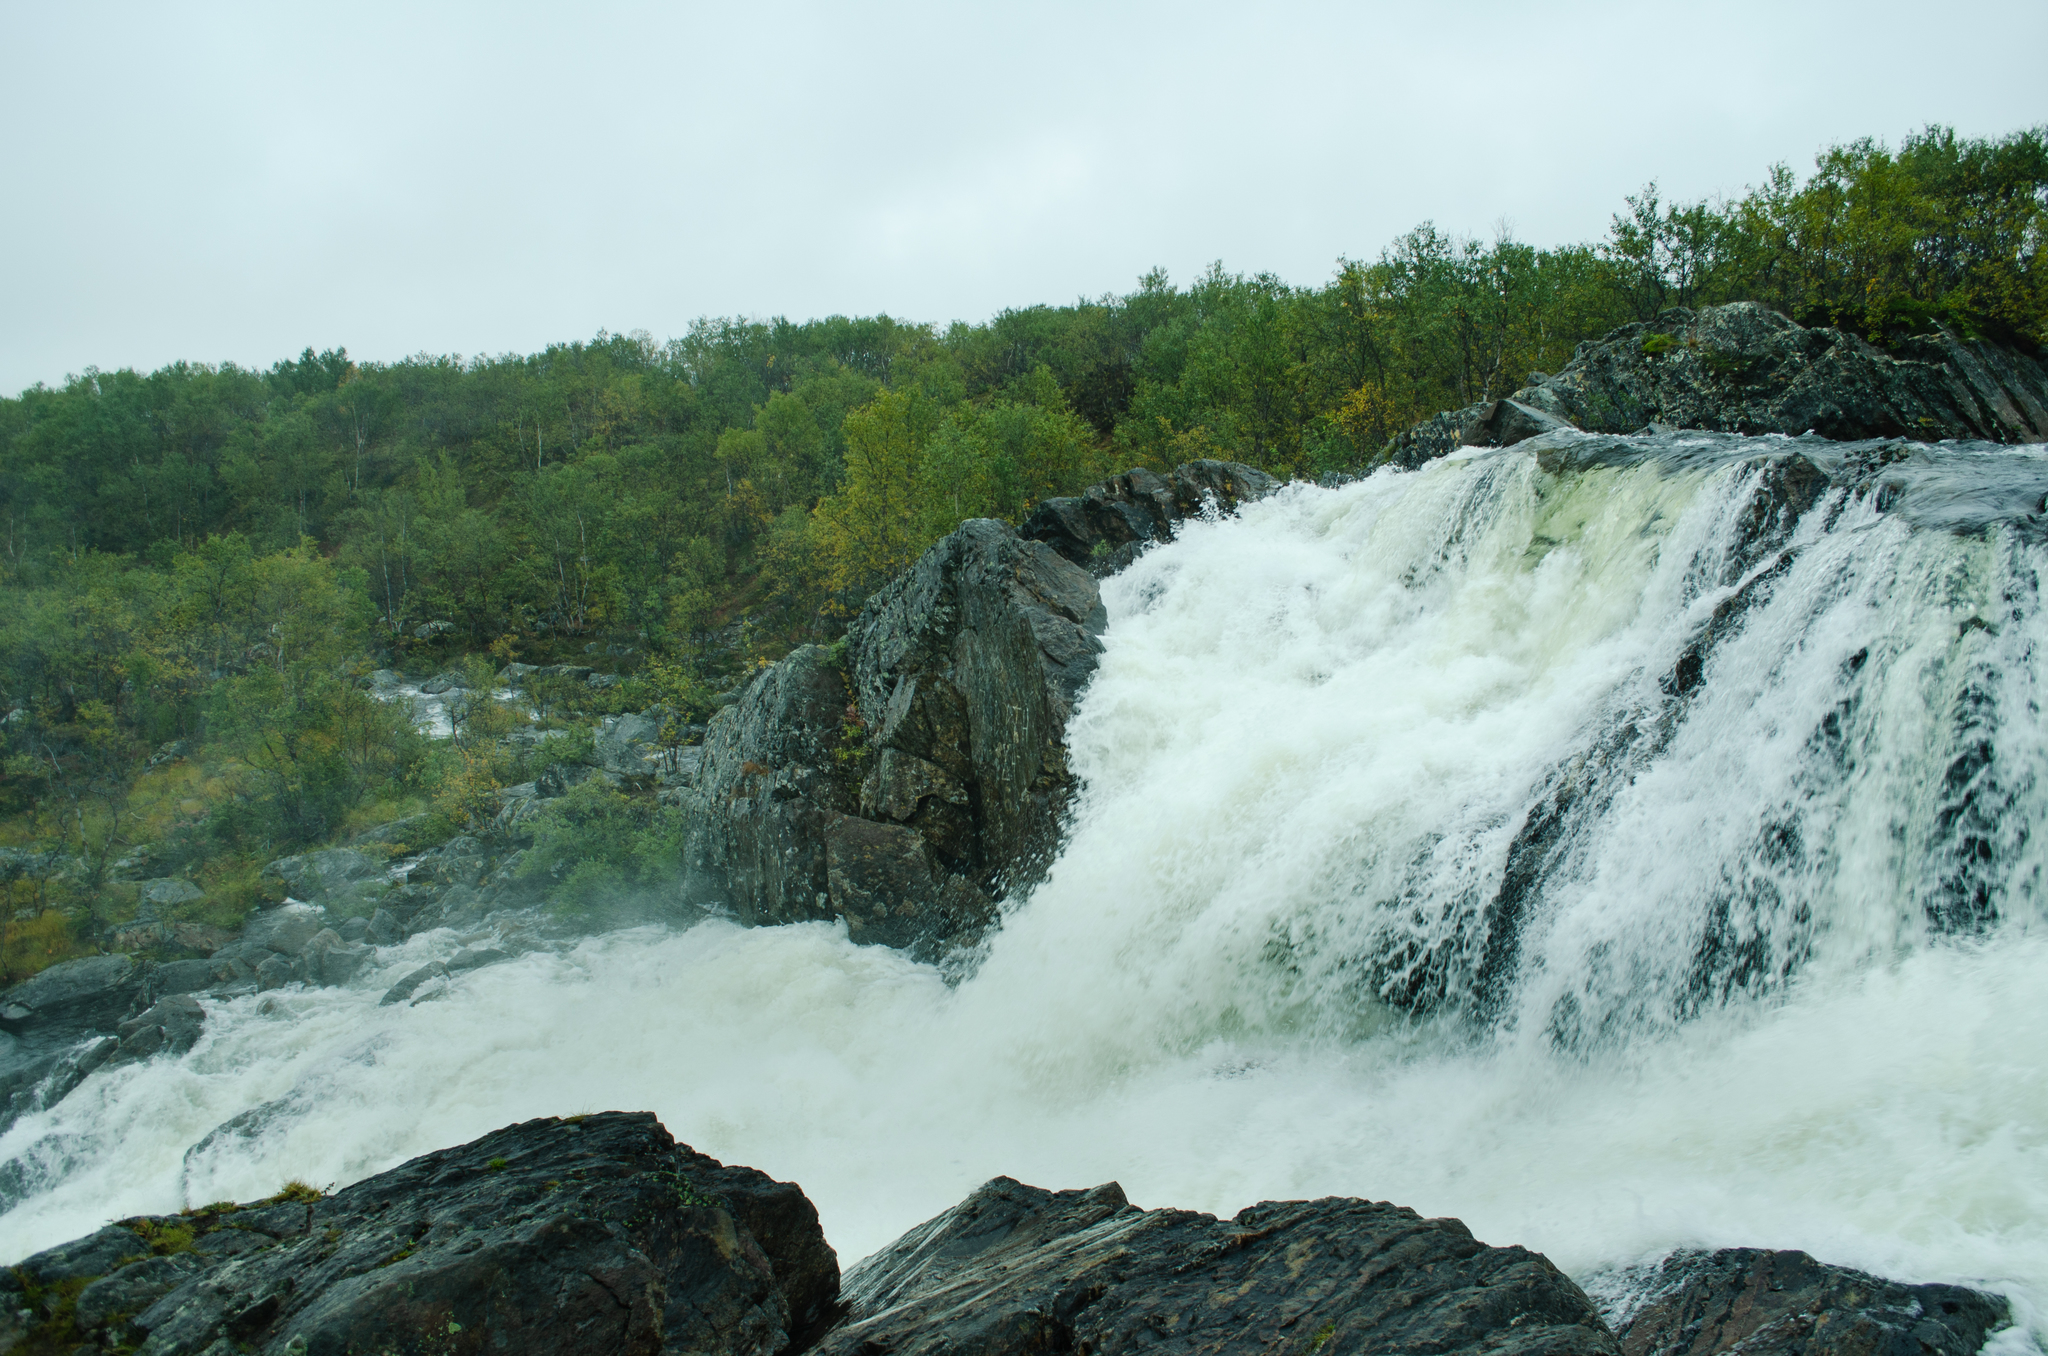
[4,433,2046,1342]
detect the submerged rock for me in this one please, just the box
[3,1111,836,1356]
[1391,302,2048,466]
[819,1175,1618,1356]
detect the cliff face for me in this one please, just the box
[1390,302,2048,466]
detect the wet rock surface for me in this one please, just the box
[1021,458,1281,576]
[1392,302,2048,466]
[821,1175,1619,1356]
[1,1123,2016,1356]
[1593,1247,2010,1356]
[1,1111,835,1356]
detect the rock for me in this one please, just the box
[145,738,193,768]
[1388,302,2048,466]
[74,1253,205,1338]
[418,669,471,695]
[8,1112,835,1356]
[844,518,1105,901]
[0,955,145,1036]
[496,661,540,687]
[336,915,371,944]
[138,877,206,909]
[367,908,403,946]
[593,709,663,775]
[237,902,331,957]
[257,847,379,903]
[413,619,455,639]
[9,1222,150,1285]
[817,1176,1618,1356]
[151,958,217,997]
[587,672,623,689]
[379,961,449,1005]
[533,663,596,683]
[0,1036,116,1138]
[537,758,619,797]
[108,994,206,1065]
[1599,1248,2009,1356]
[169,921,233,953]
[446,946,511,973]
[351,812,445,850]
[680,517,1112,955]
[253,954,297,991]
[301,928,372,986]
[1021,458,1282,575]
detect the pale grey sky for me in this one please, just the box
[3,0,2043,395]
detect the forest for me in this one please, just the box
[0,125,2042,978]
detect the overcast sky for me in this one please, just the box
[3,0,2043,396]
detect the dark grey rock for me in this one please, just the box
[496,661,540,687]
[446,946,512,973]
[1020,458,1282,575]
[378,962,449,1006]
[817,1176,1619,1356]
[20,1112,834,1356]
[366,908,403,946]
[74,1251,204,1336]
[138,877,205,909]
[109,994,205,1065]
[336,915,371,944]
[418,669,471,695]
[1388,302,2048,467]
[257,848,378,904]
[533,663,596,683]
[0,954,144,1036]
[252,954,297,991]
[10,1223,150,1285]
[151,958,217,997]
[237,902,330,957]
[350,812,444,850]
[1599,1247,2009,1356]
[593,710,663,776]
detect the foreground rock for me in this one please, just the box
[2,1127,2014,1356]
[1391,302,2048,465]
[821,1176,1618,1356]
[681,461,1278,957]
[0,1111,836,1356]
[1597,1247,2009,1356]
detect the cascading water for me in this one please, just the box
[4,432,2046,1338]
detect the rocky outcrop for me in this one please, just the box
[1595,1247,2010,1356]
[1390,302,2048,466]
[680,463,1281,957]
[682,520,1106,955]
[3,1125,2015,1356]
[1021,458,1280,575]
[0,1111,836,1356]
[820,1175,1619,1356]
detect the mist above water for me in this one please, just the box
[4,435,2043,1332]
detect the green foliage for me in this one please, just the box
[518,779,683,914]
[0,123,2035,979]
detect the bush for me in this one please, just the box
[517,781,681,915]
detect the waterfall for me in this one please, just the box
[4,433,2044,1333]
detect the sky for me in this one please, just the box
[2,0,2043,397]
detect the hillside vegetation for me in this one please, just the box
[0,125,2041,979]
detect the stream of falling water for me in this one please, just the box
[4,434,2045,1339]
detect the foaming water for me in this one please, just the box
[4,439,2044,1330]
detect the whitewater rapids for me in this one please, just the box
[3,435,2044,1339]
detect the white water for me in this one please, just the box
[5,439,2045,1334]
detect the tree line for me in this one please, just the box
[0,124,2040,972]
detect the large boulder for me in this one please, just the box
[682,520,1108,954]
[1,1112,836,1356]
[1599,1247,2010,1356]
[1389,302,2048,465]
[818,1176,1619,1356]
[0,954,145,1037]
